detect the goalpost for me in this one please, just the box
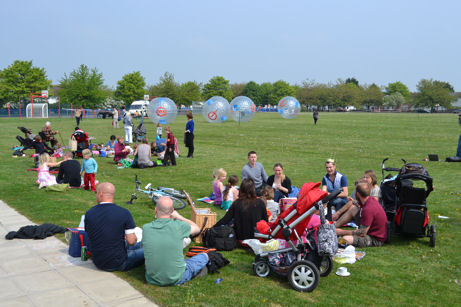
[26,103,48,118]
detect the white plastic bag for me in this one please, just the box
[242,239,280,255]
[333,245,356,264]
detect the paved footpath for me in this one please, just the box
[0,200,158,307]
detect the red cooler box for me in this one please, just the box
[280,198,297,212]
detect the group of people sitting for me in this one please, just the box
[19,120,388,286]
[112,125,180,168]
[81,152,387,289]
[211,151,388,248]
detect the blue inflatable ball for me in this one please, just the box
[201,96,230,123]
[230,96,256,122]
[147,98,178,124]
[277,96,300,119]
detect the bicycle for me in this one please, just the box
[126,175,187,210]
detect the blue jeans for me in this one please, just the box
[457,134,461,157]
[176,253,208,285]
[119,242,145,271]
[274,190,284,203]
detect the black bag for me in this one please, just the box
[400,163,428,176]
[206,251,230,273]
[203,225,237,251]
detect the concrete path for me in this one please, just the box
[0,200,157,307]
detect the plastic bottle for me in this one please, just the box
[78,215,85,228]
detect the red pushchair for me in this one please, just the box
[253,183,340,292]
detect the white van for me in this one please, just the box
[345,105,356,112]
[129,100,149,116]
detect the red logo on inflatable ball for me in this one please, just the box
[250,104,256,112]
[208,110,218,120]
[156,107,167,117]
[280,100,287,107]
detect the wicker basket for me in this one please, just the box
[184,190,217,243]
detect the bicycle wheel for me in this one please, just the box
[158,187,187,199]
[152,194,186,210]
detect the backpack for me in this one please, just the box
[206,251,230,273]
[203,225,237,251]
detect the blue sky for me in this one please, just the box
[1,1,460,91]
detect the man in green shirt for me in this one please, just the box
[142,196,208,286]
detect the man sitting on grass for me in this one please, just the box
[321,159,349,220]
[335,181,388,247]
[57,151,81,188]
[142,196,208,286]
[85,182,144,271]
[241,150,268,196]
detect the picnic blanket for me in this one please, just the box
[198,197,214,205]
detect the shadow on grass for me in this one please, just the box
[387,233,434,248]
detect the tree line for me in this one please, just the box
[0,60,458,110]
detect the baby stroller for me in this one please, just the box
[253,183,340,292]
[16,126,36,149]
[133,119,146,142]
[380,158,435,247]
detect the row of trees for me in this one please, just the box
[0,60,458,110]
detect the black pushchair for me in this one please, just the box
[380,158,435,247]
[16,126,35,148]
[133,121,146,142]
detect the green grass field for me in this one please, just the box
[1,112,460,306]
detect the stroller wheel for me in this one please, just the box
[288,260,319,292]
[319,256,333,277]
[253,261,270,278]
[429,224,436,247]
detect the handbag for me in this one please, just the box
[66,227,91,257]
[69,136,77,151]
[317,205,338,256]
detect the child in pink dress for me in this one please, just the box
[37,153,58,188]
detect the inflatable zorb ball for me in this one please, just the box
[230,96,256,122]
[147,97,177,125]
[202,96,230,123]
[277,96,300,119]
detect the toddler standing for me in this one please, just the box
[163,126,176,166]
[156,122,163,139]
[81,149,98,191]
